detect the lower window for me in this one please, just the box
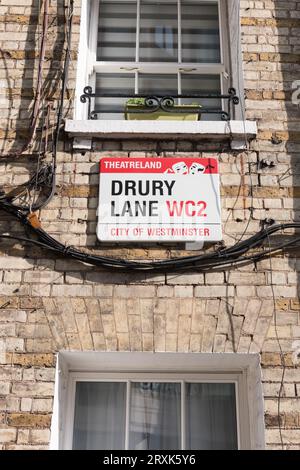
[70,374,239,450]
[55,353,264,450]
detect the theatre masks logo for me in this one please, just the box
[165,161,206,175]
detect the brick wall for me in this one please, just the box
[0,0,300,450]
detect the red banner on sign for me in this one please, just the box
[100,157,218,174]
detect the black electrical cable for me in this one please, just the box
[0,0,74,213]
[0,165,53,203]
[266,232,285,449]
[2,229,299,273]
[1,198,300,272]
[38,0,74,212]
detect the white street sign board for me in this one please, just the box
[97,157,222,242]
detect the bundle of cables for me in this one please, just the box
[0,164,53,211]
[1,198,300,272]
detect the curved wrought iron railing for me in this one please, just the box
[80,86,240,121]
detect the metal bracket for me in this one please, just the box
[73,138,92,150]
[231,140,248,150]
[185,241,204,251]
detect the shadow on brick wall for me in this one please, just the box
[4,2,66,155]
[251,0,300,448]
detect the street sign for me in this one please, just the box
[97,157,222,242]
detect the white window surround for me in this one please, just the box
[67,0,256,145]
[50,352,265,450]
[65,119,257,146]
[75,0,231,121]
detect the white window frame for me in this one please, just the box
[50,352,265,450]
[74,0,234,120]
[65,372,243,450]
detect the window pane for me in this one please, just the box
[95,73,135,119]
[73,382,126,449]
[129,382,181,450]
[97,1,137,61]
[181,74,221,121]
[140,1,178,62]
[186,383,238,450]
[139,73,178,95]
[181,1,220,63]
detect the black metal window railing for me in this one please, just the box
[80,87,239,121]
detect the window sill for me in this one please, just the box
[65,120,257,150]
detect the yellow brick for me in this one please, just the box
[261,353,294,367]
[262,91,273,100]
[273,91,287,100]
[291,299,300,311]
[241,18,300,27]
[60,185,98,197]
[260,52,300,64]
[243,52,258,62]
[5,353,55,367]
[0,297,19,308]
[6,413,51,428]
[276,299,290,311]
[246,90,263,100]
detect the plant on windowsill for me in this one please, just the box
[124,97,201,121]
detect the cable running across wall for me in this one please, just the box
[0,198,300,273]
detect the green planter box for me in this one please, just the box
[125,104,201,121]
